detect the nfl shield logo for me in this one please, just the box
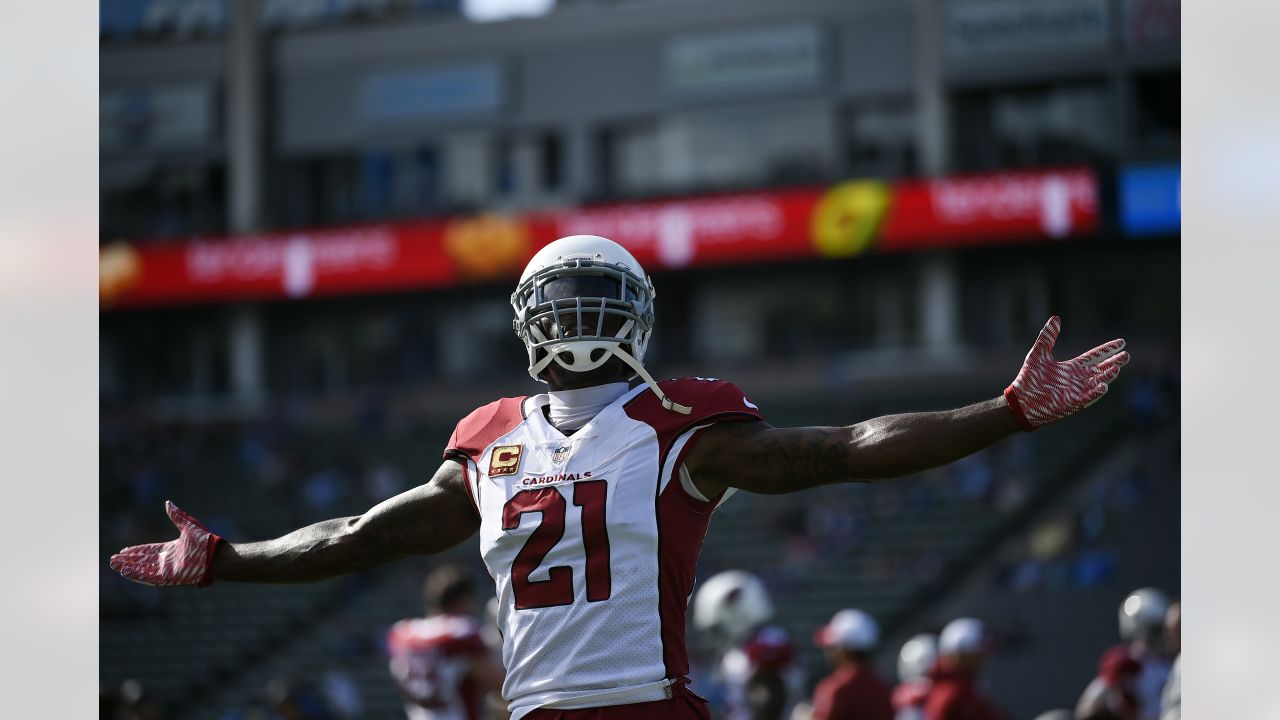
[552,445,571,464]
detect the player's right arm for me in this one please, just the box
[109,459,477,586]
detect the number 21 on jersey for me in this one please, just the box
[502,480,612,609]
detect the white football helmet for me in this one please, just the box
[511,235,690,413]
[692,570,774,646]
[897,633,938,682]
[815,609,880,652]
[1119,587,1170,643]
[939,618,987,657]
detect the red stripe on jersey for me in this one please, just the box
[655,432,716,678]
[624,377,764,678]
[459,460,479,516]
[444,396,528,464]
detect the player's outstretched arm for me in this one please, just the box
[688,316,1127,497]
[110,459,478,586]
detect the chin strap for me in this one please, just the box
[612,347,692,415]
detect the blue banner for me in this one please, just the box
[1120,163,1180,237]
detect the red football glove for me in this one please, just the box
[109,501,223,587]
[1004,316,1129,431]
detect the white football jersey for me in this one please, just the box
[444,379,762,720]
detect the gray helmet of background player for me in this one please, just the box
[937,617,990,673]
[1119,587,1172,652]
[898,633,939,682]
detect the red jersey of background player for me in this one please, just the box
[922,619,1003,720]
[723,626,800,720]
[387,565,504,720]
[1075,646,1143,720]
[810,608,893,720]
[922,666,1003,720]
[812,664,893,720]
[388,614,491,720]
[893,680,932,720]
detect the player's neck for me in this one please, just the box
[546,382,630,433]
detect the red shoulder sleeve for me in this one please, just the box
[810,676,838,720]
[444,397,528,464]
[624,377,763,455]
[923,683,960,720]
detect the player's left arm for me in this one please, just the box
[688,316,1127,497]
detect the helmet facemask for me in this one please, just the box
[511,257,690,414]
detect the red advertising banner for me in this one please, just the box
[101,166,1097,309]
[881,167,1099,250]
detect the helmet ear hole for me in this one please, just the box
[589,348,607,363]
[557,351,574,366]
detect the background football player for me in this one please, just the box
[693,570,803,720]
[809,608,893,720]
[892,634,938,720]
[386,564,505,720]
[922,618,1004,720]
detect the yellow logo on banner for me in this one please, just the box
[810,181,891,258]
[100,242,143,305]
[445,214,531,279]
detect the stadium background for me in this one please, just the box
[98,0,1180,718]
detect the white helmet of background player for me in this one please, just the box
[897,633,939,682]
[512,235,691,414]
[693,570,774,646]
[814,609,880,653]
[939,618,989,658]
[1119,587,1170,645]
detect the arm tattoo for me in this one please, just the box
[693,397,1019,495]
[213,460,478,583]
[726,425,856,495]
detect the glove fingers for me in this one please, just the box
[1092,352,1130,384]
[110,550,163,586]
[1073,338,1125,366]
[111,543,162,567]
[1034,316,1062,357]
[116,563,163,587]
[165,500,185,527]
[110,543,163,577]
[165,500,206,533]
[1083,382,1109,408]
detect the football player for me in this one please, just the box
[892,634,938,720]
[1082,588,1173,720]
[110,235,1129,720]
[386,564,505,720]
[692,570,800,720]
[1075,646,1142,720]
[809,609,893,720]
[922,618,1004,720]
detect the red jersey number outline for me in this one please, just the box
[501,479,612,609]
